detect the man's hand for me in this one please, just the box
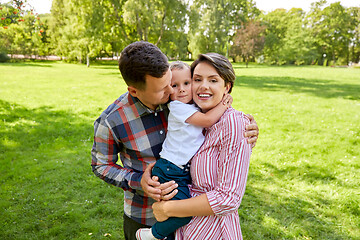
[140,162,178,202]
[245,114,259,148]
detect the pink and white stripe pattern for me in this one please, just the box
[176,108,252,240]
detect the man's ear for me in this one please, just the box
[128,86,138,97]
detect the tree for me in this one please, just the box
[259,7,320,65]
[49,0,189,63]
[259,8,290,64]
[279,8,317,65]
[348,7,360,64]
[230,20,265,67]
[50,0,112,64]
[307,0,356,65]
[0,0,26,27]
[187,0,259,58]
[0,0,48,59]
[122,0,188,58]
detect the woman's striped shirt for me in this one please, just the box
[176,108,252,240]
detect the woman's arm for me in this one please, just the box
[153,112,252,222]
[152,194,214,222]
[206,112,251,216]
[186,94,232,128]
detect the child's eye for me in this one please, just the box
[172,84,177,88]
[185,81,190,85]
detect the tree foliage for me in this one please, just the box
[307,1,357,65]
[188,0,259,58]
[1,0,359,66]
[230,20,265,67]
[0,0,49,60]
[348,6,360,64]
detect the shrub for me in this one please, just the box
[0,52,10,62]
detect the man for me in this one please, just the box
[91,41,259,240]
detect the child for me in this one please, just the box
[136,61,232,240]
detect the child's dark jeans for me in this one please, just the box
[151,158,192,240]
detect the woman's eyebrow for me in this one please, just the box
[208,74,219,78]
[193,73,219,78]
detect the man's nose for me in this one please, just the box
[167,85,174,94]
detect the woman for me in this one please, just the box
[152,53,252,239]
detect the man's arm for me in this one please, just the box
[186,94,232,128]
[91,117,143,191]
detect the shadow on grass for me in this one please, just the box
[236,75,360,100]
[241,184,352,239]
[1,99,357,239]
[92,60,119,66]
[0,99,124,239]
[262,162,337,184]
[0,62,54,68]
[240,160,359,239]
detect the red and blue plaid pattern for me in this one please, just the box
[91,92,169,225]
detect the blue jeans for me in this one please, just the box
[151,158,192,240]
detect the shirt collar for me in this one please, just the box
[128,93,167,116]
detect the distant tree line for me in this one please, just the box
[1,0,359,66]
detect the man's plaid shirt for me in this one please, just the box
[91,92,169,226]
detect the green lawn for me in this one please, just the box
[0,61,359,239]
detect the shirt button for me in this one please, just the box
[160,130,164,134]
[154,112,157,116]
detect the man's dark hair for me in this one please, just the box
[119,41,169,90]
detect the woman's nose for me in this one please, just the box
[199,81,209,89]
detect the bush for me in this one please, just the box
[0,52,10,62]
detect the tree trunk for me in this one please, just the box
[155,9,166,46]
[110,0,128,41]
[136,13,144,40]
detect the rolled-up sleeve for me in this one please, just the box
[206,113,252,216]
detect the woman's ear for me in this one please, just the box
[225,83,231,94]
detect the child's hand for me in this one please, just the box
[222,94,233,108]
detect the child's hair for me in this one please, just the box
[170,61,191,71]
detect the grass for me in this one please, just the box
[0,61,359,239]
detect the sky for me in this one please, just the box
[0,0,359,14]
[254,0,359,12]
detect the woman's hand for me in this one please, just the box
[245,114,259,148]
[152,201,170,222]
